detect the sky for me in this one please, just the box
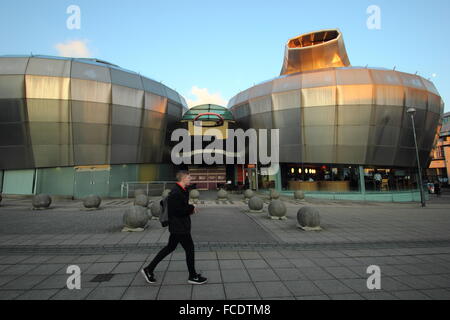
[0,0,449,112]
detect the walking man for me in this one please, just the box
[141,170,207,285]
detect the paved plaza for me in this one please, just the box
[0,191,450,300]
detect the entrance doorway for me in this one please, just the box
[74,166,110,199]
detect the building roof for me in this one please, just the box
[182,104,234,121]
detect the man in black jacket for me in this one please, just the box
[141,171,207,285]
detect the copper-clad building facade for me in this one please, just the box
[229,29,444,196]
[0,55,186,197]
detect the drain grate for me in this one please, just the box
[90,274,115,283]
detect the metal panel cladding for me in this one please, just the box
[229,30,443,168]
[0,55,185,169]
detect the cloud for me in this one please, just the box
[54,39,91,58]
[186,86,228,108]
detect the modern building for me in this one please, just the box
[228,29,444,201]
[0,29,445,202]
[0,55,187,198]
[428,112,450,185]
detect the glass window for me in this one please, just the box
[282,163,360,192]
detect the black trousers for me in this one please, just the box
[146,233,196,277]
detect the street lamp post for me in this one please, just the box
[406,107,426,207]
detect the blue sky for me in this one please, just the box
[0,0,449,111]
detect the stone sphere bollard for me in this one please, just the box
[217,189,228,200]
[297,206,321,231]
[150,200,162,218]
[294,190,305,201]
[248,196,264,212]
[268,199,287,219]
[269,189,280,200]
[244,189,254,200]
[83,195,101,209]
[134,189,146,197]
[123,206,149,231]
[162,189,171,197]
[190,189,200,200]
[32,194,52,210]
[134,194,149,207]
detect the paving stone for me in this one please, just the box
[265,258,294,268]
[288,258,316,268]
[157,284,192,300]
[333,257,363,267]
[130,271,165,287]
[273,268,308,281]
[196,252,217,260]
[380,277,413,291]
[310,258,342,267]
[1,264,38,276]
[15,289,58,300]
[0,276,18,287]
[340,278,375,294]
[299,267,335,280]
[0,256,30,264]
[248,269,280,282]
[21,256,55,264]
[112,262,144,274]
[162,271,190,285]
[74,255,102,263]
[1,275,47,290]
[238,251,261,260]
[121,286,159,300]
[361,291,398,300]
[0,290,25,300]
[33,275,68,289]
[28,264,65,276]
[391,290,432,300]
[259,251,284,259]
[46,256,79,264]
[219,260,245,270]
[221,269,251,283]
[283,280,323,296]
[192,284,225,300]
[393,275,437,290]
[198,270,221,284]
[122,253,149,262]
[51,288,95,300]
[86,286,127,300]
[95,254,125,263]
[417,275,450,288]
[330,293,365,300]
[170,252,186,261]
[168,260,190,272]
[313,279,355,295]
[254,281,292,298]
[217,251,240,260]
[98,273,135,287]
[224,282,259,299]
[325,267,361,279]
[242,259,269,269]
[85,263,118,275]
[295,295,330,300]
[420,289,450,300]
[196,260,219,271]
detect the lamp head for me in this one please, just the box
[406,107,417,115]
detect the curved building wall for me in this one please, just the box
[0,56,188,170]
[229,67,443,168]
